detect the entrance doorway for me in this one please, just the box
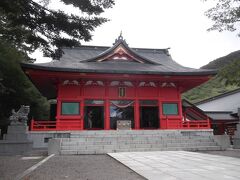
[110,100,134,129]
[84,100,104,129]
[140,100,159,129]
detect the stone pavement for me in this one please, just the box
[109,151,240,180]
[200,149,240,158]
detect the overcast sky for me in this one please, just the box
[34,0,240,68]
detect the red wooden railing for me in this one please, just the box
[30,118,210,131]
[182,120,210,129]
[163,117,210,129]
[31,119,82,131]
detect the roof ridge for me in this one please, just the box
[62,45,169,53]
[204,111,234,113]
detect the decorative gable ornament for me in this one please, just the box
[84,33,157,64]
[62,80,79,85]
[85,80,104,86]
[139,81,157,87]
[161,82,176,88]
[110,81,133,87]
[97,45,145,63]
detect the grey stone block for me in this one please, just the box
[0,124,33,155]
[7,125,28,133]
[48,138,61,155]
[233,138,240,149]
[4,133,29,141]
[213,135,230,150]
[28,132,70,148]
[233,124,240,149]
[0,141,33,155]
[234,124,240,136]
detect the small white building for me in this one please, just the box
[196,88,240,135]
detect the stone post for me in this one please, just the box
[233,123,240,149]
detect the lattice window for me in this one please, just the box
[162,103,178,115]
[61,102,80,115]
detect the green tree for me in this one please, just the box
[218,58,240,85]
[183,50,240,103]
[182,76,238,103]
[205,0,240,35]
[0,0,114,60]
[0,0,114,136]
[0,41,49,136]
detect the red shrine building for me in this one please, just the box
[22,35,216,131]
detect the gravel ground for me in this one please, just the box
[26,155,145,180]
[0,155,44,180]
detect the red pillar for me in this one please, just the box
[79,80,85,130]
[56,98,61,129]
[80,81,84,130]
[105,81,110,130]
[158,86,163,129]
[159,100,164,129]
[80,100,84,130]
[178,88,183,129]
[178,99,183,118]
[30,118,34,130]
[220,123,225,134]
[135,100,140,129]
[105,100,110,130]
[207,117,211,129]
[134,81,140,129]
[56,83,61,129]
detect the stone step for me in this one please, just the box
[70,132,182,135]
[70,134,214,139]
[62,139,217,146]
[70,130,214,137]
[70,131,204,136]
[61,142,219,151]
[61,140,218,148]
[64,136,213,142]
[70,130,183,136]
[70,135,183,139]
[70,133,184,137]
[60,146,222,155]
[60,138,215,146]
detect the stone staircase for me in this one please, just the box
[49,130,223,155]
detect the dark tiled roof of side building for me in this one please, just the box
[195,88,240,105]
[204,111,238,121]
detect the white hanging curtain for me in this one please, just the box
[111,101,134,108]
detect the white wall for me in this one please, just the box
[197,92,240,113]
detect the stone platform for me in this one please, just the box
[0,124,33,155]
[48,129,224,155]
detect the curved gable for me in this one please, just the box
[84,35,158,64]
